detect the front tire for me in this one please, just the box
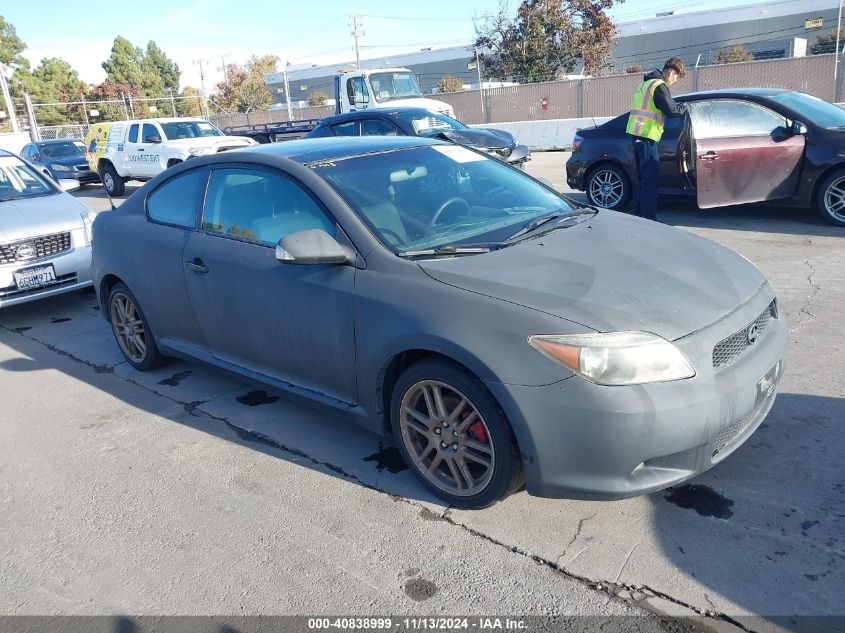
[816,168,845,226]
[101,162,125,197]
[586,164,630,210]
[390,359,523,509]
[108,283,165,371]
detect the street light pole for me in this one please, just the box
[835,0,843,101]
[475,47,485,123]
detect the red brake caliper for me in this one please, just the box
[465,414,488,444]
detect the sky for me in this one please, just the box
[2,0,776,91]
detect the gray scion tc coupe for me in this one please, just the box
[93,136,787,509]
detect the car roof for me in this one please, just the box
[34,138,83,145]
[239,135,443,164]
[317,107,436,125]
[677,88,793,101]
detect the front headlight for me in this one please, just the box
[528,331,695,386]
[188,147,213,156]
[81,209,98,243]
[52,164,72,172]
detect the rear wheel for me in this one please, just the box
[108,283,165,371]
[390,359,522,509]
[586,164,630,210]
[816,168,845,226]
[101,162,125,197]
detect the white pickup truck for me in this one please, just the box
[85,117,256,196]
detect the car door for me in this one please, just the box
[657,114,688,194]
[181,164,357,403]
[128,123,164,179]
[688,99,805,208]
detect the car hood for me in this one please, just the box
[46,155,88,168]
[0,193,88,243]
[439,127,515,150]
[166,136,255,148]
[418,211,766,340]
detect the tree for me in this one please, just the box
[474,0,623,83]
[144,41,180,92]
[308,90,328,106]
[102,36,164,95]
[215,54,279,113]
[177,86,204,116]
[88,80,139,121]
[16,58,87,124]
[437,76,464,93]
[811,28,845,55]
[714,45,755,65]
[0,15,27,67]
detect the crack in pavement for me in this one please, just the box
[0,322,123,374]
[561,512,596,560]
[614,540,643,584]
[2,324,757,632]
[790,257,821,333]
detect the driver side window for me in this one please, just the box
[690,100,787,139]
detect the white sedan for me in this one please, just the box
[0,151,98,308]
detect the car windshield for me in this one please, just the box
[769,92,845,129]
[0,156,55,202]
[369,72,423,103]
[40,141,85,159]
[312,144,578,254]
[160,121,223,139]
[395,111,466,137]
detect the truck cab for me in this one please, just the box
[335,68,455,118]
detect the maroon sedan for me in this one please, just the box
[566,89,845,226]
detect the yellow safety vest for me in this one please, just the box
[626,78,667,142]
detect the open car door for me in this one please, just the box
[688,99,805,208]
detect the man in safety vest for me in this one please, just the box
[626,57,688,221]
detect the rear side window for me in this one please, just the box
[147,169,206,227]
[331,121,358,136]
[360,118,399,136]
[128,124,138,143]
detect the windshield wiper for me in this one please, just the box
[398,243,496,258]
[504,208,596,243]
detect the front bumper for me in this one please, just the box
[51,168,100,184]
[565,157,587,190]
[486,286,788,500]
[0,229,93,308]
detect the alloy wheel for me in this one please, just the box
[103,172,114,192]
[823,175,845,222]
[110,292,147,363]
[588,168,624,208]
[398,380,495,497]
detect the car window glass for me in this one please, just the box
[202,168,334,246]
[331,121,358,136]
[22,145,33,160]
[142,123,159,142]
[360,118,399,136]
[147,169,206,227]
[0,156,55,200]
[128,124,139,143]
[690,100,787,139]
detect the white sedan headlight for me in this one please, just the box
[52,164,72,172]
[528,331,695,386]
[81,209,98,243]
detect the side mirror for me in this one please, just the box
[32,154,41,162]
[275,229,351,265]
[791,121,808,135]
[144,134,162,143]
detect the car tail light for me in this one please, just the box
[571,136,583,152]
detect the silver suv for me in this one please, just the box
[0,150,98,308]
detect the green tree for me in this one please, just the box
[144,41,180,92]
[811,28,845,55]
[475,0,623,83]
[102,36,164,95]
[215,54,279,113]
[713,44,755,64]
[437,76,464,93]
[17,58,87,124]
[177,86,204,116]
[308,90,328,106]
[0,15,27,67]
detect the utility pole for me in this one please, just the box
[474,47,485,122]
[193,58,211,120]
[835,0,843,101]
[218,53,229,82]
[24,93,38,140]
[282,66,293,122]
[168,88,177,116]
[350,15,364,69]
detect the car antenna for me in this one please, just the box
[591,116,598,129]
[97,172,116,210]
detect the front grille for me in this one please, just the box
[0,232,72,265]
[0,272,78,300]
[712,300,777,369]
[712,375,778,457]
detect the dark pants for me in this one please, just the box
[632,137,659,221]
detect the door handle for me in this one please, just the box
[185,258,209,274]
[138,148,145,152]
[700,151,719,160]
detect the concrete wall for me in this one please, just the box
[0,132,32,155]
[470,118,614,151]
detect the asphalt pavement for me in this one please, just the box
[1,152,842,628]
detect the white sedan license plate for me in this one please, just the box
[14,264,57,290]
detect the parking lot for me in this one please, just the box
[1,152,843,627]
